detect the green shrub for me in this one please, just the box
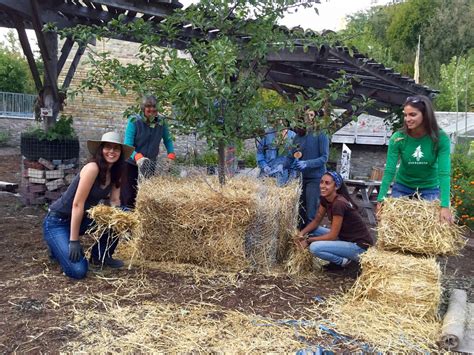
[0,130,10,146]
[23,115,76,141]
[451,142,474,229]
[238,150,257,168]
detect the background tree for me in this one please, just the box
[0,30,38,94]
[435,51,474,112]
[339,0,473,88]
[59,0,372,184]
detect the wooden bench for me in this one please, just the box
[344,179,381,225]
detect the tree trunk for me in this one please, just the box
[218,141,226,186]
[42,31,60,132]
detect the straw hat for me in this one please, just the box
[86,132,134,158]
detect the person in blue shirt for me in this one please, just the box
[292,109,330,228]
[121,95,176,208]
[256,121,296,185]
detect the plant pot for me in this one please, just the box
[20,134,80,161]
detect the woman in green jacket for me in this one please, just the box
[376,95,453,224]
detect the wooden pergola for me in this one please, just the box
[0,0,437,129]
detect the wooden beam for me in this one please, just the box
[14,18,42,91]
[57,37,74,76]
[91,0,180,18]
[29,0,58,99]
[62,44,86,90]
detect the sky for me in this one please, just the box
[0,0,393,51]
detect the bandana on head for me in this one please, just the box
[326,171,343,189]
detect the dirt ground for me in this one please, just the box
[0,148,472,352]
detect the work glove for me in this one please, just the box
[263,165,272,174]
[69,240,84,262]
[137,157,154,178]
[296,160,308,170]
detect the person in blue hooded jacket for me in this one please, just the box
[256,120,296,184]
[292,109,329,228]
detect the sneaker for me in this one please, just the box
[341,258,352,267]
[90,256,124,269]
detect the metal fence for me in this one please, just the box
[0,91,36,118]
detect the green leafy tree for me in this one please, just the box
[59,0,373,184]
[435,51,474,112]
[341,0,473,86]
[422,0,474,85]
[0,30,39,94]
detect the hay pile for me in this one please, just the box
[320,248,442,351]
[65,301,315,353]
[377,197,466,256]
[87,205,139,241]
[86,205,140,261]
[133,175,299,271]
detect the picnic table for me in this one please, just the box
[344,179,381,225]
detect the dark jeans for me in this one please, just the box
[43,213,119,279]
[120,163,139,208]
[299,178,321,228]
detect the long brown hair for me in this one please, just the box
[402,95,440,145]
[90,143,124,188]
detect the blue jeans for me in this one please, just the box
[391,182,440,201]
[299,178,321,228]
[308,226,367,265]
[43,213,119,279]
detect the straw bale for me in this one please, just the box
[133,175,300,271]
[315,248,443,351]
[351,248,441,319]
[377,197,467,256]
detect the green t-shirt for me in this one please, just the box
[377,130,451,207]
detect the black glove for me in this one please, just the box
[69,240,84,262]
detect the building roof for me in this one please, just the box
[331,111,474,145]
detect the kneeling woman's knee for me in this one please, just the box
[309,241,328,257]
[64,260,88,280]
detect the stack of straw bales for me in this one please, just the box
[321,198,466,351]
[131,175,300,271]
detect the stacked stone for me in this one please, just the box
[20,157,78,205]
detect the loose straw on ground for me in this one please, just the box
[377,197,466,256]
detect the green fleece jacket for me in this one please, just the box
[377,130,451,207]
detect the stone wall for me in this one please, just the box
[0,116,36,146]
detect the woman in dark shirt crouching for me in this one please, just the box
[296,171,374,270]
[43,132,134,279]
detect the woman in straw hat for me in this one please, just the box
[43,132,134,279]
[376,95,453,224]
[296,171,374,271]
